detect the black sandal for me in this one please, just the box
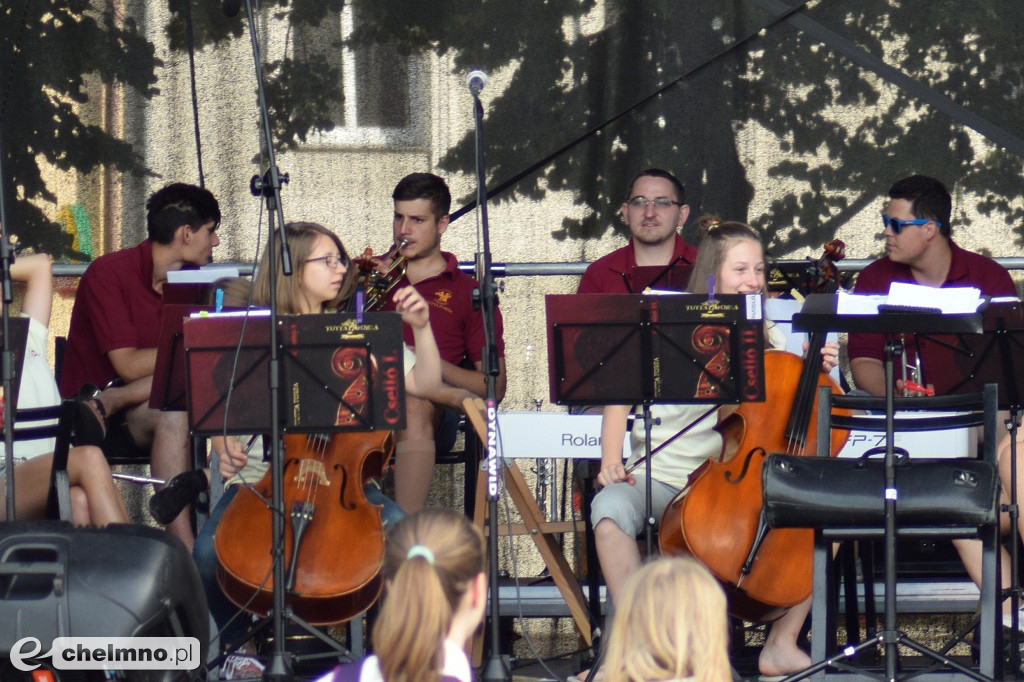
[149,469,209,524]
[72,383,107,447]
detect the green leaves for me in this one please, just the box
[1,0,157,258]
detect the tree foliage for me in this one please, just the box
[14,1,1022,258]
[219,0,1019,254]
[0,0,159,258]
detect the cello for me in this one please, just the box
[214,430,393,625]
[659,240,849,622]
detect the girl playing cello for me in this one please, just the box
[192,221,442,659]
[586,217,839,678]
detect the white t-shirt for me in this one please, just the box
[628,321,785,488]
[5,317,61,461]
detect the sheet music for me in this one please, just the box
[167,264,240,283]
[887,282,982,314]
[836,286,984,315]
[836,291,887,315]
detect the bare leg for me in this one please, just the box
[66,446,129,526]
[393,395,439,513]
[126,405,194,548]
[759,598,812,676]
[152,411,193,548]
[998,429,1024,542]
[69,487,91,525]
[594,518,642,603]
[0,456,55,521]
[0,450,126,527]
[953,537,1013,615]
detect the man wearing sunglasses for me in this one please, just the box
[577,168,698,294]
[849,176,1021,635]
[848,174,1015,398]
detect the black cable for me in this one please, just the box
[181,0,206,187]
[448,0,815,222]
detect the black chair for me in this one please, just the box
[786,385,1003,678]
[5,399,79,521]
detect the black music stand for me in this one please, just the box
[0,317,29,413]
[546,293,765,554]
[948,300,1024,673]
[1,318,31,517]
[791,293,990,681]
[182,311,405,664]
[150,304,212,411]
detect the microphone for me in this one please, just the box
[223,0,242,17]
[466,70,488,97]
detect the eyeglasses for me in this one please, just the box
[306,254,347,269]
[627,196,682,210]
[881,213,940,234]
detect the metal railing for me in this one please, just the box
[49,257,1024,279]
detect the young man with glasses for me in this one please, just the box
[380,172,506,514]
[848,174,1015,397]
[576,168,698,294]
[60,182,222,549]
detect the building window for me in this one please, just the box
[310,3,426,147]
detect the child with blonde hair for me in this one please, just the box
[327,508,486,682]
[604,557,732,682]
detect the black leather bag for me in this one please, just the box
[762,452,999,529]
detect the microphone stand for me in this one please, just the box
[237,1,293,679]
[468,73,511,682]
[0,114,16,522]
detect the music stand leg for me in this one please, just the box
[1004,408,1023,677]
[641,401,658,556]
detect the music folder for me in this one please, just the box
[183,311,406,435]
[546,293,765,406]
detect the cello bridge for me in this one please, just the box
[295,459,330,487]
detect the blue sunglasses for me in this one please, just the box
[881,213,941,234]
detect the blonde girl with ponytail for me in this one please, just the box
[326,509,486,682]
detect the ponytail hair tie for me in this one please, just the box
[406,545,435,564]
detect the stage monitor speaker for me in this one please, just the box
[0,521,207,681]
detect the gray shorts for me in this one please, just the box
[591,476,682,538]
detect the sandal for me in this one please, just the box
[149,469,209,524]
[72,383,107,447]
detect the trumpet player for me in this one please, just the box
[848,174,1019,628]
[380,172,507,514]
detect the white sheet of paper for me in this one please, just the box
[836,291,887,315]
[167,265,240,284]
[887,282,982,314]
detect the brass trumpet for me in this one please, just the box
[356,239,409,311]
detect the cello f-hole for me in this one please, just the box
[723,447,765,484]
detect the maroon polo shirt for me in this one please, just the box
[847,240,1016,395]
[60,240,165,396]
[382,251,504,366]
[576,234,698,294]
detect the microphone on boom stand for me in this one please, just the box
[464,69,511,682]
